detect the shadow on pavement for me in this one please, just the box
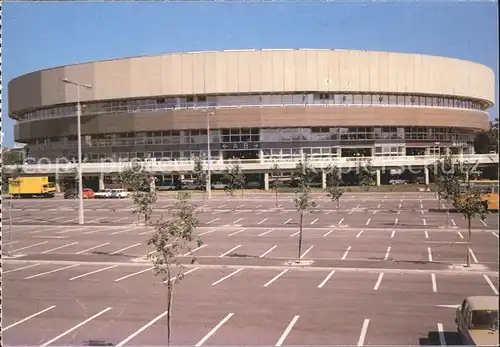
[419,330,462,345]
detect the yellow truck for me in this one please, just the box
[8,176,56,198]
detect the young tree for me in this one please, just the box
[148,194,203,346]
[222,162,246,198]
[192,156,208,197]
[120,163,158,256]
[452,186,489,267]
[433,155,465,226]
[325,165,343,209]
[293,156,317,263]
[270,162,281,209]
[357,160,375,191]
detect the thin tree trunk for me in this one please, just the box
[337,198,340,209]
[166,269,173,346]
[275,187,278,209]
[466,218,471,267]
[297,211,304,263]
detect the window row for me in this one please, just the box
[17,92,489,122]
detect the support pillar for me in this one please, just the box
[321,171,327,189]
[424,167,429,186]
[55,172,61,193]
[150,175,156,192]
[99,173,105,190]
[264,172,269,191]
[376,169,381,186]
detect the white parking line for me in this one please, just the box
[228,228,246,236]
[300,245,314,259]
[83,227,107,235]
[437,323,446,346]
[256,204,263,209]
[41,242,79,254]
[195,313,234,347]
[483,275,499,295]
[259,245,277,258]
[398,203,402,209]
[390,230,396,238]
[164,267,200,283]
[199,229,215,236]
[338,218,345,225]
[356,230,364,238]
[75,242,110,255]
[183,244,207,256]
[365,218,371,226]
[394,218,398,226]
[324,210,333,215]
[348,211,354,215]
[373,272,384,290]
[259,228,274,236]
[3,305,57,331]
[219,244,241,257]
[232,217,243,224]
[212,268,244,286]
[264,269,288,287]
[357,319,370,346]
[424,230,429,239]
[431,273,437,292]
[318,270,335,288]
[11,241,48,252]
[25,264,81,279]
[420,203,424,209]
[2,241,19,246]
[207,218,219,224]
[69,265,119,281]
[423,218,427,226]
[310,218,319,225]
[427,247,433,262]
[456,231,464,239]
[40,307,113,347]
[257,218,268,225]
[111,228,137,235]
[116,309,169,347]
[284,218,292,225]
[377,204,381,208]
[468,248,479,263]
[290,230,300,237]
[341,246,352,260]
[323,229,334,237]
[275,315,300,346]
[110,243,141,255]
[480,219,488,227]
[451,219,457,227]
[372,210,377,215]
[384,247,391,260]
[492,231,499,238]
[3,263,41,274]
[115,267,153,282]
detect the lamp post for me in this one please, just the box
[201,109,215,199]
[62,78,92,225]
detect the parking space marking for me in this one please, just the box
[492,231,499,238]
[112,228,136,235]
[324,210,333,215]
[219,244,242,257]
[348,211,354,215]
[480,219,488,227]
[3,263,41,274]
[365,218,371,226]
[110,243,141,255]
[310,218,319,225]
[264,269,289,287]
[195,313,234,347]
[256,204,263,208]
[394,218,398,226]
[390,230,396,238]
[483,275,499,295]
[115,267,153,282]
[284,218,292,225]
[323,229,334,237]
[164,267,200,283]
[341,246,352,260]
[318,270,335,288]
[275,315,300,347]
[257,218,268,225]
[300,245,314,259]
[356,230,364,238]
[184,244,207,256]
[116,309,169,347]
[420,203,424,209]
[207,218,220,224]
[40,307,113,347]
[11,241,48,252]
[41,242,79,254]
[456,231,464,239]
[423,218,427,226]
[451,219,457,227]
[377,204,381,208]
[384,247,391,260]
[427,247,433,262]
[338,218,345,225]
[3,305,57,331]
[260,245,277,258]
[69,265,119,281]
[431,273,437,292]
[199,229,215,236]
[259,228,274,236]
[212,268,244,286]
[373,272,384,290]
[75,242,110,255]
[83,227,108,235]
[228,228,246,236]
[2,241,19,246]
[290,230,300,237]
[357,319,370,346]
[25,264,81,279]
[372,210,377,215]
[437,323,446,346]
[469,248,479,263]
[232,217,243,224]
[424,230,429,239]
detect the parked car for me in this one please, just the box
[389,179,408,185]
[211,181,227,190]
[455,296,498,346]
[64,188,95,199]
[110,188,129,198]
[157,184,176,191]
[94,189,113,199]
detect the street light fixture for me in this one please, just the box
[201,109,215,199]
[62,78,92,225]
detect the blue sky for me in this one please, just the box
[2,1,498,146]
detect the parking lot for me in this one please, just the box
[3,192,499,346]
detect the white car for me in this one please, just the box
[94,189,113,199]
[111,188,129,198]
